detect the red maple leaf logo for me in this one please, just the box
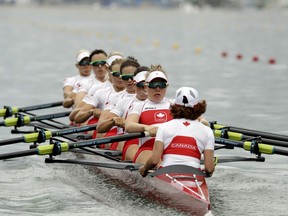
[183,121,190,127]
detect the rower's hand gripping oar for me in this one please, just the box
[0,124,97,147]
[0,132,150,160]
[0,111,71,127]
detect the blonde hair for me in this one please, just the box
[109,58,126,71]
[107,51,124,58]
[145,64,167,80]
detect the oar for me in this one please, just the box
[0,111,71,127]
[0,132,150,160]
[215,137,288,156]
[213,156,265,163]
[213,129,288,148]
[45,158,141,170]
[0,124,97,146]
[211,122,288,142]
[0,101,63,118]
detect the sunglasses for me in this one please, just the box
[111,71,121,77]
[91,60,107,67]
[78,59,91,66]
[147,81,168,89]
[121,74,134,81]
[136,81,145,88]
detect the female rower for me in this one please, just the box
[69,49,110,109]
[125,65,173,164]
[96,66,149,153]
[139,87,215,177]
[72,58,125,125]
[62,49,92,104]
[94,58,140,147]
[68,51,123,123]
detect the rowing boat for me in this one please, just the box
[66,147,212,216]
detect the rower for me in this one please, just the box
[68,51,124,123]
[96,66,149,154]
[71,49,110,109]
[94,58,141,148]
[125,65,173,164]
[62,49,92,106]
[139,87,215,177]
[71,58,126,126]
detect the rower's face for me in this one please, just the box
[121,66,136,93]
[111,64,124,89]
[91,53,108,80]
[76,58,91,76]
[146,78,168,103]
[135,81,148,101]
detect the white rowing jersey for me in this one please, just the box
[76,76,107,94]
[85,87,118,110]
[156,118,214,169]
[105,90,135,111]
[82,80,113,104]
[110,95,140,134]
[109,92,136,115]
[63,74,93,92]
[128,98,173,146]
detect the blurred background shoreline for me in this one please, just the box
[1,0,288,11]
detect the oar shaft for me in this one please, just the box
[212,123,288,142]
[0,111,71,127]
[0,132,149,160]
[0,101,63,117]
[0,137,25,146]
[68,132,148,150]
[30,111,70,122]
[215,138,288,156]
[0,124,97,147]
[52,124,97,136]
[0,149,37,160]
[214,129,288,148]
[18,101,63,112]
[274,148,288,156]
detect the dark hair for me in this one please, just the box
[134,66,150,76]
[170,100,207,120]
[89,49,107,61]
[120,59,140,74]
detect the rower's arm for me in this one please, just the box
[63,92,75,108]
[203,149,215,176]
[74,91,86,108]
[125,113,145,133]
[69,107,80,122]
[63,86,73,99]
[74,104,95,124]
[97,112,118,133]
[140,140,164,177]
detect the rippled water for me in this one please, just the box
[0,4,288,216]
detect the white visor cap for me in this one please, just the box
[145,71,167,83]
[76,50,90,63]
[174,87,199,108]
